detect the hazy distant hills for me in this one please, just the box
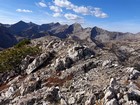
[0,21,140,49]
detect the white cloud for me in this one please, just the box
[53,0,108,18]
[92,8,108,18]
[38,2,47,7]
[53,0,74,9]
[16,9,32,13]
[64,13,84,24]
[73,6,89,15]
[64,13,82,20]
[53,13,61,17]
[49,5,62,13]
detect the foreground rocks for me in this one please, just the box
[0,36,140,105]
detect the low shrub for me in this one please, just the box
[0,42,40,72]
[15,39,31,48]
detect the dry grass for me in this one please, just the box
[134,81,140,90]
[45,73,73,87]
[0,83,10,92]
[123,79,130,85]
[95,99,104,105]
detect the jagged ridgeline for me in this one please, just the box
[0,21,140,49]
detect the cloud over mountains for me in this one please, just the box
[34,0,108,23]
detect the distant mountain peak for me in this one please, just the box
[17,20,27,24]
[72,23,82,27]
[93,26,105,31]
[65,23,83,34]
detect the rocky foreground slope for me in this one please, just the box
[0,36,140,105]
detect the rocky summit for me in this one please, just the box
[0,33,140,105]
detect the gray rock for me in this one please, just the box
[55,58,65,71]
[104,87,115,102]
[110,78,117,88]
[68,97,75,104]
[60,98,67,105]
[26,52,50,74]
[68,45,94,61]
[45,86,61,103]
[55,57,73,71]
[20,79,41,96]
[5,85,16,98]
[106,98,118,105]
[20,55,34,71]
[130,70,140,80]
[102,60,111,67]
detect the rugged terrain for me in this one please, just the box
[1,21,140,49]
[0,34,140,105]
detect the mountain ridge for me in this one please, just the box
[0,21,139,49]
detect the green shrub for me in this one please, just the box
[15,39,31,48]
[0,45,40,72]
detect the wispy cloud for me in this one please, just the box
[49,5,62,13]
[37,2,47,7]
[64,13,84,23]
[53,0,74,9]
[53,13,62,17]
[53,0,108,18]
[16,9,32,13]
[64,13,81,20]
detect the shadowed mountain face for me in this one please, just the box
[0,25,17,48]
[0,21,139,49]
[91,26,135,42]
[9,21,36,34]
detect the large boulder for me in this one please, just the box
[20,55,35,71]
[20,79,42,96]
[55,57,73,71]
[127,67,140,80]
[127,82,140,103]
[68,45,95,61]
[26,52,52,74]
[45,86,61,104]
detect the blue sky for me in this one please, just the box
[0,0,140,33]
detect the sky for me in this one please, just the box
[0,0,140,33]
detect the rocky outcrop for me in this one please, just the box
[68,45,95,61]
[26,52,53,74]
[55,57,73,71]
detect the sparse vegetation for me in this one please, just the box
[0,40,40,72]
[15,39,31,48]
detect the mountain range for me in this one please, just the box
[0,20,140,49]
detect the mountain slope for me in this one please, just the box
[91,26,134,42]
[9,21,36,35]
[0,24,17,48]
